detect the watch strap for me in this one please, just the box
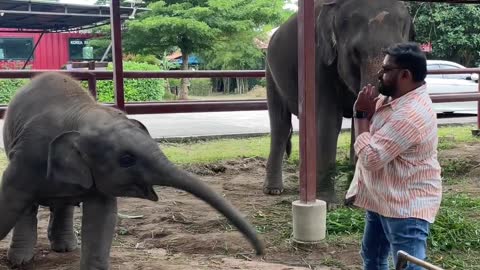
[354,111,369,119]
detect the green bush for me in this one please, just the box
[0,79,29,105]
[189,78,212,96]
[93,61,166,103]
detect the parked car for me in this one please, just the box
[426,60,478,115]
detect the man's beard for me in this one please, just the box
[378,79,396,96]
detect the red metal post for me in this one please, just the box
[298,0,317,203]
[110,0,125,111]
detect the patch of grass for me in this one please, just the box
[438,124,480,150]
[429,194,480,252]
[441,158,476,178]
[431,250,480,269]
[327,208,365,235]
[161,125,480,166]
[250,199,293,245]
[161,130,353,165]
[161,136,273,164]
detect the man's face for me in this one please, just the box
[378,55,401,97]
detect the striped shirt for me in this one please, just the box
[345,83,442,223]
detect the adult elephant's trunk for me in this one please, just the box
[148,157,264,255]
[360,55,384,93]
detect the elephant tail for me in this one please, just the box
[285,125,293,159]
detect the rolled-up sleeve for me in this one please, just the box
[354,119,420,171]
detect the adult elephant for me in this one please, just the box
[0,72,263,269]
[263,0,414,201]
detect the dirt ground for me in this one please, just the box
[0,143,478,270]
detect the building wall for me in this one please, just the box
[0,31,93,70]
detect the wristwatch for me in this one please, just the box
[353,111,369,119]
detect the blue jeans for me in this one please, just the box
[361,211,430,270]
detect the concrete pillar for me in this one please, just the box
[292,200,327,243]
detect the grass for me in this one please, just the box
[160,131,352,165]
[159,124,480,269]
[0,124,479,268]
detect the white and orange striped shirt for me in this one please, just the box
[346,83,442,223]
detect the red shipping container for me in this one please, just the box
[0,30,95,70]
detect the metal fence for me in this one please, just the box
[0,68,479,127]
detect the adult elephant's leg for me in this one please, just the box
[7,204,38,266]
[350,120,358,165]
[264,68,292,195]
[80,195,117,270]
[48,205,78,252]
[316,88,343,203]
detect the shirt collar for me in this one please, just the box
[377,83,427,111]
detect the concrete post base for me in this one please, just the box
[292,199,327,244]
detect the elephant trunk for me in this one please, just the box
[360,55,384,92]
[149,158,264,255]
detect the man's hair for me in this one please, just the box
[383,42,427,82]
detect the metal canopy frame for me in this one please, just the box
[0,0,147,32]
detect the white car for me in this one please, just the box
[426,60,478,115]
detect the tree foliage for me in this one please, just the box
[407,3,480,66]
[122,0,288,98]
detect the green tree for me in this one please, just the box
[123,0,287,99]
[407,3,480,66]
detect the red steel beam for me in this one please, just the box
[0,100,268,119]
[123,100,268,114]
[110,0,125,111]
[298,0,317,204]
[3,68,480,79]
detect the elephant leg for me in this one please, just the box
[48,205,78,252]
[7,204,38,267]
[80,195,117,270]
[264,68,292,195]
[316,93,343,204]
[350,120,358,165]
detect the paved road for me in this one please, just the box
[0,111,476,148]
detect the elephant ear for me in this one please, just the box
[317,3,338,66]
[129,119,150,136]
[47,131,93,189]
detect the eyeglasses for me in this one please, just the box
[378,66,403,74]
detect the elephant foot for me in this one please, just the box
[316,190,339,203]
[263,186,284,195]
[262,179,284,195]
[7,247,35,268]
[50,235,78,253]
[316,190,341,211]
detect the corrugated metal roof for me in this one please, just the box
[0,0,149,32]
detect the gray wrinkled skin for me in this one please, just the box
[0,72,264,269]
[263,0,414,201]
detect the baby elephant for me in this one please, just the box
[0,72,263,269]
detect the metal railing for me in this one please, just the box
[0,68,479,128]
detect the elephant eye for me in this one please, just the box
[119,154,136,168]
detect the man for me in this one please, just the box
[345,42,442,270]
